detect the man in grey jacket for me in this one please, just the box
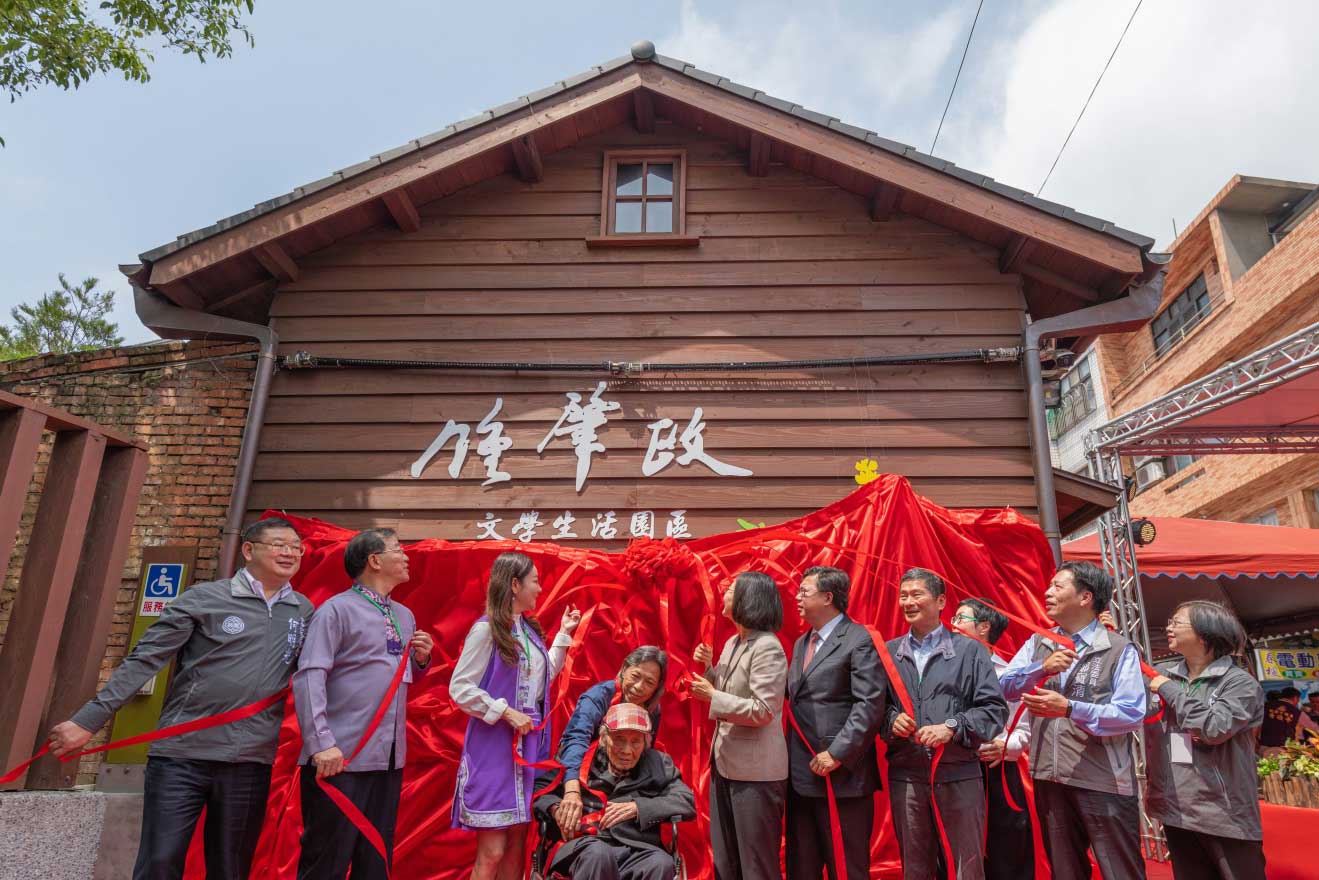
[47,517,315,880]
[999,561,1148,880]
[884,569,1007,880]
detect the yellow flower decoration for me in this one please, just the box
[854,458,880,486]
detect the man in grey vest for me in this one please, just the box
[999,561,1148,880]
[47,517,315,880]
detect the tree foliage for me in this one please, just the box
[1,2,255,123]
[1,273,124,360]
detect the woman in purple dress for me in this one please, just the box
[450,551,580,880]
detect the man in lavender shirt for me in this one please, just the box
[292,528,433,880]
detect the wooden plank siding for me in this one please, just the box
[257,122,1034,545]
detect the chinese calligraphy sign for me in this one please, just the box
[410,383,753,492]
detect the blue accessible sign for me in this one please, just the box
[139,563,185,617]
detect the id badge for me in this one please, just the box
[1170,732,1194,764]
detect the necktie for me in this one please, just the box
[804,632,821,667]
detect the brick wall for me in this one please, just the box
[1099,192,1319,525]
[0,340,256,782]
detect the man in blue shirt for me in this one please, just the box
[999,561,1147,880]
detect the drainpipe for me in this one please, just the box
[132,283,278,577]
[1024,268,1166,563]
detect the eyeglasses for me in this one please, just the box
[373,546,408,557]
[249,541,305,556]
[1166,617,1192,629]
[951,614,981,625]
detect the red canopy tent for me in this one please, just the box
[1063,517,1319,652]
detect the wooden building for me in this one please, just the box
[125,42,1159,552]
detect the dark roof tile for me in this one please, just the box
[682,64,722,86]
[450,110,495,135]
[864,132,914,153]
[790,106,836,128]
[827,119,871,140]
[717,78,758,100]
[416,125,457,148]
[376,141,421,164]
[752,91,796,114]
[524,83,565,105]
[136,44,1153,264]
[559,68,599,89]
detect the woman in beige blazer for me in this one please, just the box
[691,571,789,880]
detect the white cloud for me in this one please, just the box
[663,0,1319,251]
[663,0,967,146]
[962,0,1319,247]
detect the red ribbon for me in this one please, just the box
[313,655,409,878]
[1,687,290,786]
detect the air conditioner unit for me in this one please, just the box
[1136,460,1166,487]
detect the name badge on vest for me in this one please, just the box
[1170,732,1194,764]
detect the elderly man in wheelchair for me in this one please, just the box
[533,702,696,880]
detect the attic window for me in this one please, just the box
[590,150,696,247]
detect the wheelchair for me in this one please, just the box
[529,813,686,880]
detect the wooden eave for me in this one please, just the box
[137,58,1150,323]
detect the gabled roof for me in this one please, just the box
[128,41,1156,325]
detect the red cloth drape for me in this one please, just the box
[206,474,1056,879]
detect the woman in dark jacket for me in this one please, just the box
[548,645,667,838]
[1146,600,1265,880]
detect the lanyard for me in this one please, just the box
[354,585,403,654]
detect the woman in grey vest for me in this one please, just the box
[1146,600,1265,880]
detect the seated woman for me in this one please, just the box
[549,646,668,835]
[535,703,696,880]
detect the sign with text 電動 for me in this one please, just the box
[1256,648,1319,681]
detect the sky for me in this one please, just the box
[3,0,1317,345]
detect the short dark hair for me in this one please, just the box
[731,571,784,633]
[1177,600,1246,660]
[241,517,298,545]
[1057,560,1114,614]
[900,567,945,599]
[344,528,398,579]
[618,645,668,710]
[959,597,1009,644]
[804,566,850,614]
[1278,686,1302,701]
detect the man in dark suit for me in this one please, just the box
[786,565,887,880]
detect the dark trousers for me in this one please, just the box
[785,788,873,880]
[297,762,403,880]
[1034,780,1146,880]
[984,762,1034,880]
[709,757,786,880]
[551,838,674,880]
[132,756,272,880]
[889,775,985,880]
[1162,824,1266,880]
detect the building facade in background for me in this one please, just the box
[1050,175,1319,533]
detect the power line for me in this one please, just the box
[930,0,985,154]
[1036,0,1143,196]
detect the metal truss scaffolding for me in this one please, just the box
[1083,317,1319,860]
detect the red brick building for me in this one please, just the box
[0,340,255,782]
[1049,175,1319,529]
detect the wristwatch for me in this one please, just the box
[944,718,960,732]
[1064,700,1074,718]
